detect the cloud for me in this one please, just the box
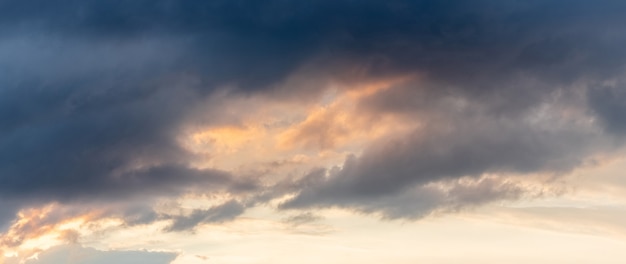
[281,168,536,220]
[283,212,323,227]
[21,244,177,264]
[588,83,626,136]
[1,0,626,236]
[164,200,246,232]
[0,204,104,250]
[279,104,608,217]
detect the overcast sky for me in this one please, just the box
[2,1,626,263]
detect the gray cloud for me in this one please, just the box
[21,245,177,264]
[0,34,259,210]
[164,200,246,232]
[361,177,528,220]
[283,171,536,220]
[0,202,21,231]
[283,212,323,227]
[280,107,608,217]
[0,0,626,228]
[588,83,626,136]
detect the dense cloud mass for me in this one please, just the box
[1,0,626,241]
[281,113,605,210]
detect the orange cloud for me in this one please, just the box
[278,77,418,151]
[0,203,107,261]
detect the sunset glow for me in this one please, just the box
[2,1,626,263]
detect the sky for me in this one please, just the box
[2,0,626,263]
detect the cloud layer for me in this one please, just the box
[1,1,626,258]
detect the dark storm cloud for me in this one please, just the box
[1,0,626,226]
[588,83,626,136]
[3,0,626,91]
[0,34,260,206]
